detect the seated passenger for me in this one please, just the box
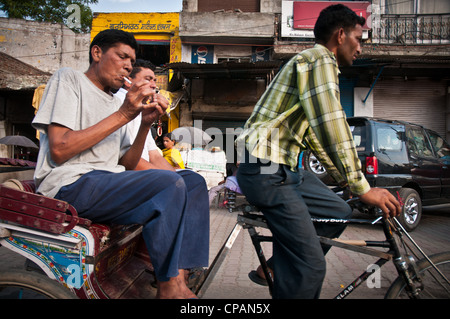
[32,29,209,299]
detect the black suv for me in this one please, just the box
[301,117,450,231]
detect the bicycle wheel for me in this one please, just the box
[0,269,77,299]
[385,251,450,299]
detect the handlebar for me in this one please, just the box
[223,185,384,216]
[346,197,383,216]
[330,186,382,216]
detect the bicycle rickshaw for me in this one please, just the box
[0,178,449,299]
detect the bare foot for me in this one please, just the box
[156,270,198,299]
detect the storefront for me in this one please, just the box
[91,13,182,133]
[167,60,281,153]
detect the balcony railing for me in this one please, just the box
[372,14,450,44]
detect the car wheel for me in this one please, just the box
[303,150,333,184]
[397,188,422,231]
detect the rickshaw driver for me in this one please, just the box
[235,4,401,299]
[32,29,209,299]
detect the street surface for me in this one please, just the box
[0,203,448,299]
[203,203,450,299]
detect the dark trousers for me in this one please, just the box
[236,161,352,299]
[55,169,209,282]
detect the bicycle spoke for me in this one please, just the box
[422,265,450,296]
[393,217,450,286]
[386,251,450,299]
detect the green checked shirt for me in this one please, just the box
[236,44,370,196]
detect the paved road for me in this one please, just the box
[0,203,449,300]
[202,203,450,299]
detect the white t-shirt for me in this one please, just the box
[115,87,159,162]
[32,68,131,198]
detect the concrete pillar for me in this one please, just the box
[354,87,374,117]
[446,86,450,142]
[0,121,7,157]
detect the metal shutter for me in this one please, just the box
[373,77,447,137]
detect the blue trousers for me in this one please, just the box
[237,161,352,299]
[55,169,209,282]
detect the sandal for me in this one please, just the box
[248,270,268,286]
[151,267,207,290]
[186,267,206,290]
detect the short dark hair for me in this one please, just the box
[314,4,366,43]
[164,132,175,142]
[89,29,138,64]
[130,59,156,78]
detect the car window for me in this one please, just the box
[427,130,450,160]
[349,125,366,152]
[377,126,403,152]
[406,127,434,158]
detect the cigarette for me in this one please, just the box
[124,77,132,85]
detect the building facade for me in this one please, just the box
[0,18,89,159]
[91,12,183,133]
[0,18,90,74]
[174,0,450,143]
[1,1,448,161]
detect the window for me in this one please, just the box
[427,130,450,160]
[406,128,433,158]
[384,0,450,15]
[377,127,403,152]
[419,0,450,14]
[385,0,414,14]
[350,125,367,152]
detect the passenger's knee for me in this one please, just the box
[179,170,207,190]
[154,170,186,191]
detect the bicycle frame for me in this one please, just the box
[196,193,443,299]
[321,217,397,299]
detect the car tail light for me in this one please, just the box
[365,156,378,175]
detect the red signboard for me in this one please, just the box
[293,1,370,29]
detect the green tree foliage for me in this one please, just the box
[0,0,98,33]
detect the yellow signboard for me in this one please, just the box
[170,33,181,63]
[91,12,182,65]
[91,12,182,131]
[91,12,179,40]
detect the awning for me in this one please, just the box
[165,60,283,79]
[0,52,51,90]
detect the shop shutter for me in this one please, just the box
[373,78,447,137]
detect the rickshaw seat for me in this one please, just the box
[0,179,91,234]
[1,179,154,298]
[0,179,136,256]
[0,179,141,250]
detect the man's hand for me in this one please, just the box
[141,92,169,125]
[359,188,402,219]
[119,79,157,122]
